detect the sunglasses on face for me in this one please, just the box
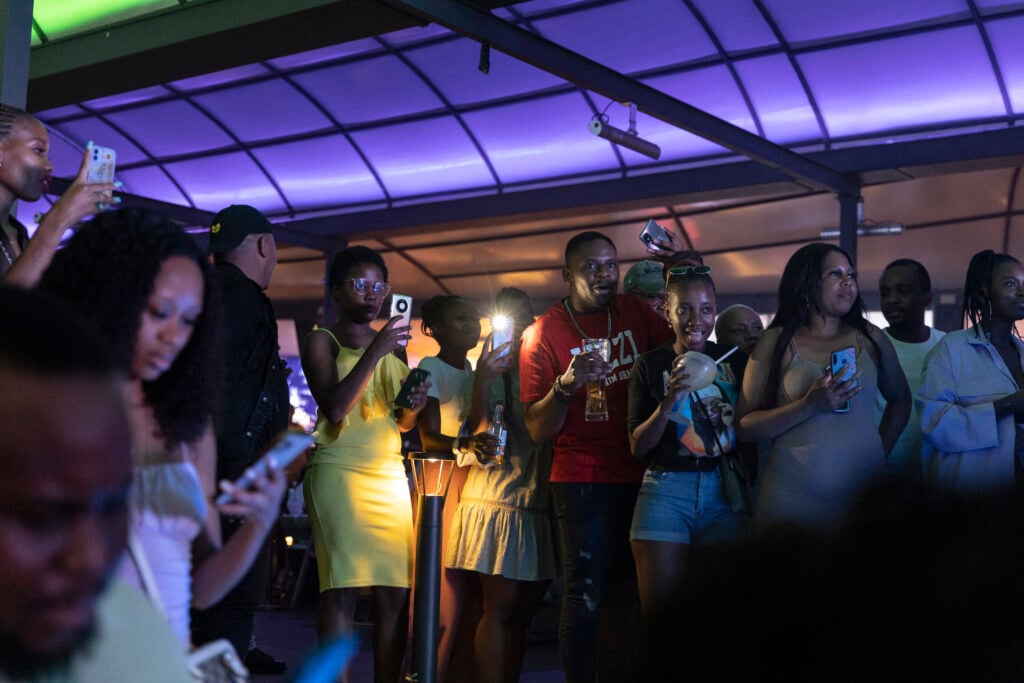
[668,265,712,277]
[345,278,392,296]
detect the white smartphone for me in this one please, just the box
[215,431,313,505]
[390,294,413,347]
[86,145,117,185]
[639,219,672,247]
[491,315,513,358]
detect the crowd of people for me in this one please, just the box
[2,97,1024,682]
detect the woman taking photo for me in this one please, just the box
[446,287,557,683]
[919,249,1024,494]
[0,103,118,285]
[300,245,427,683]
[736,243,909,531]
[415,293,499,682]
[39,209,286,649]
[627,266,748,619]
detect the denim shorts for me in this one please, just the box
[630,467,740,546]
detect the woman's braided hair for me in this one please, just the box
[962,249,1022,339]
[420,295,464,337]
[0,103,31,141]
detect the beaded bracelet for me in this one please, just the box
[551,376,575,404]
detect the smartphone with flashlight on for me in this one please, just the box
[214,431,313,505]
[639,219,672,247]
[86,145,117,185]
[490,315,514,359]
[389,294,413,347]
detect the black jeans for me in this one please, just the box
[551,482,640,683]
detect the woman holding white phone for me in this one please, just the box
[39,209,287,649]
[301,245,428,683]
[736,243,909,531]
[0,103,119,287]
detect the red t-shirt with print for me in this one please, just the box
[519,294,672,483]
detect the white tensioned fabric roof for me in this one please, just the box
[21,0,1024,312]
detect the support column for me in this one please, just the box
[0,0,33,108]
[838,193,861,265]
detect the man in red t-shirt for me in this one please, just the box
[520,231,672,682]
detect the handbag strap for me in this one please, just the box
[127,531,169,619]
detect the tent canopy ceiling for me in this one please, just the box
[20,0,1024,312]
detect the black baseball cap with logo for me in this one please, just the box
[207,204,273,254]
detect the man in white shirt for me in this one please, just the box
[877,259,945,480]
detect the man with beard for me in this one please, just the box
[520,231,672,682]
[0,286,187,681]
[877,258,944,480]
[191,204,290,674]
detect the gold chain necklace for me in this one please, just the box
[562,297,611,340]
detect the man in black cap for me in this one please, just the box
[191,204,290,674]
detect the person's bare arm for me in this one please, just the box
[871,325,911,457]
[301,317,409,424]
[524,349,610,443]
[736,329,858,441]
[466,334,513,436]
[2,146,117,287]
[630,362,694,457]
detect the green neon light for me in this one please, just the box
[33,0,176,42]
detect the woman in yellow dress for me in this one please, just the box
[301,245,428,683]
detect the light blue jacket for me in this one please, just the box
[918,327,1020,493]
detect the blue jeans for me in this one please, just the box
[551,482,640,683]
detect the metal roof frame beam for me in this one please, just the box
[384,0,861,197]
[28,0,517,112]
[274,126,1024,247]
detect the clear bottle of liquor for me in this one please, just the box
[486,402,508,465]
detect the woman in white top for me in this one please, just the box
[416,295,502,682]
[40,209,285,648]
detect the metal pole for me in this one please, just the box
[410,493,444,683]
[838,193,861,265]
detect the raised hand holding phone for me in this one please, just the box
[394,367,431,410]
[490,315,514,359]
[86,145,117,186]
[390,294,413,347]
[215,431,313,505]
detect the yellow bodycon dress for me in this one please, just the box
[303,328,414,590]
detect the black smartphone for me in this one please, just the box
[830,346,858,413]
[214,431,312,505]
[394,367,430,409]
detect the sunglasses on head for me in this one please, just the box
[345,278,392,296]
[668,265,712,277]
